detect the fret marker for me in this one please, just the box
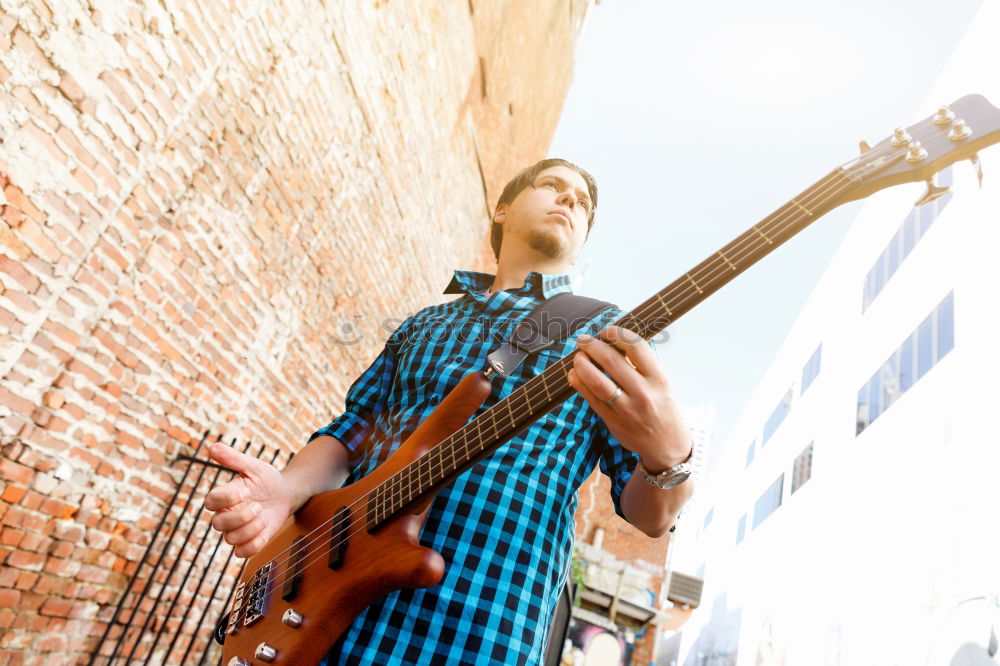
[752,225,774,244]
[717,251,738,271]
[790,199,814,216]
[685,273,703,294]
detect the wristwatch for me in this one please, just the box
[638,445,693,490]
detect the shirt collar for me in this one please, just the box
[443,270,573,300]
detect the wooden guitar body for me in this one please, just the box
[220,371,492,666]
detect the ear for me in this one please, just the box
[493,203,508,225]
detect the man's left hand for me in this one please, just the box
[566,325,690,470]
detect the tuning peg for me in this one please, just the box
[948,118,972,141]
[914,178,950,207]
[906,141,928,163]
[933,106,955,126]
[891,128,912,147]
[970,153,983,187]
[859,140,872,155]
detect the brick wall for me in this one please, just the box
[0,0,592,663]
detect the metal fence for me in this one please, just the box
[87,433,289,665]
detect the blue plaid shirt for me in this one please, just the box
[313,270,639,665]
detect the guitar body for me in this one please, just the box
[220,371,493,666]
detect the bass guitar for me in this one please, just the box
[220,94,1000,665]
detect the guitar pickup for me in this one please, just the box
[281,535,307,601]
[328,506,350,570]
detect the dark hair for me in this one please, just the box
[490,158,598,260]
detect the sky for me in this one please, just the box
[549,0,985,457]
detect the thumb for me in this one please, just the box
[209,442,260,477]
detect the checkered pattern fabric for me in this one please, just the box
[313,270,638,666]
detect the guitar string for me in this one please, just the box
[240,128,926,610]
[240,122,944,607]
[237,110,955,577]
[241,118,955,612]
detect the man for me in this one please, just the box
[205,158,695,664]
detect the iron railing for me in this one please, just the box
[87,433,289,665]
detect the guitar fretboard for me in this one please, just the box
[365,168,853,527]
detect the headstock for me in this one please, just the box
[837,93,1000,204]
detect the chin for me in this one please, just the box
[526,232,570,260]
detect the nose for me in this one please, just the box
[556,189,577,210]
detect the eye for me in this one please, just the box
[542,181,558,189]
[577,200,590,212]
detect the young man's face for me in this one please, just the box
[496,165,592,263]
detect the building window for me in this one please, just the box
[862,168,953,312]
[857,292,955,434]
[703,506,714,530]
[791,442,814,494]
[762,388,793,445]
[752,474,784,529]
[801,344,822,394]
[736,514,747,545]
[745,439,756,468]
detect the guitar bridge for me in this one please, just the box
[242,561,274,628]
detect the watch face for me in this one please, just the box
[642,461,692,489]
[661,470,691,489]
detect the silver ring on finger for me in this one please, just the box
[604,384,622,408]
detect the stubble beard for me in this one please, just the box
[525,228,569,260]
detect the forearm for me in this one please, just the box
[282,435,351,513]
[620,466,695,538]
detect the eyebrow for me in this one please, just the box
[535,174,592,208]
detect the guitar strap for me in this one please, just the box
[487,292,616,378]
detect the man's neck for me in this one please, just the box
[491,254,571,295]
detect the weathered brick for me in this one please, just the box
[47,542,74,559]
[0,486,26,504]
[0,255,41,293]
[0,587,21,608]
[2,185,46,224]
[19,531,52,553]
[32,632,66,652]
[56,72,84,103]
[16,219,60,264]
[1,527,25,546]
[30,473,58,496]
[0,459,33,486]
[38,597,73,618]
[74,564,108,584]
[6,549,44,571]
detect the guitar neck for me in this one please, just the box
[365,166,852,525]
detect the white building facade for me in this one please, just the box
[673,5,1000,664]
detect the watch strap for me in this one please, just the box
[637,444,693,490]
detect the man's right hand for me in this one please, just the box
[204,442,295,558]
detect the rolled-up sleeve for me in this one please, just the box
[308,326,403,454]
[596,422,640,520]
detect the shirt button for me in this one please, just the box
[430,394,440,405]
[455,355,465,364]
